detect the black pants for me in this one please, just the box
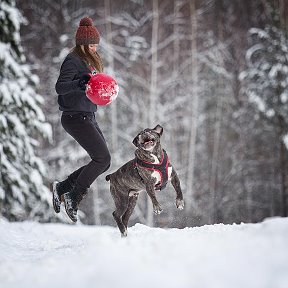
[61,112,111,190]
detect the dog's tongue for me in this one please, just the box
[145,140,153,145]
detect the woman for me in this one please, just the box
[52,17,111,223]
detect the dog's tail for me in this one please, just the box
[105,174,111,181]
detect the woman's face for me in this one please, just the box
[81,44,98,54]
[88,44,98,53]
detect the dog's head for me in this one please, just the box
[132,125,163,151]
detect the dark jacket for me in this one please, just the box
[55,52,97,113]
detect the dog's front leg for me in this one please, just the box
[171,168,185,210]
[146,184,163,215]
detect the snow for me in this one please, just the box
[249,28,269,39]
[247,91,266,112]
[245,43,264,66]
[0,1,23,33]
[1,217,288,288]
[283,134,288,150]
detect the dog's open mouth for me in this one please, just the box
[142,138,155,148]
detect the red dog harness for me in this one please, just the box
[135,150,169,190]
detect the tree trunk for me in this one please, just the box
[277,115,287,217]
[279,0,288,29]
[172,0,181,164]
[280,142,287,217]
[186,0,198,211]
[209,97,221,224]
[0,144,3,212]
[209,1,224,224]
[105,0,118,154]
[147,0,159,227]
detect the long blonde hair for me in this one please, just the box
[72,45,103,73]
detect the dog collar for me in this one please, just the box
[135,150,169,190]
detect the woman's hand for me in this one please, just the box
[78,74,91,90]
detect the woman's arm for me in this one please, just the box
[55,58,80,95]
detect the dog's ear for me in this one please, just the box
[132,135,139,147]
[153,124,163,136]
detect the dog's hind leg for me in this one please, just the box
[113,211,127,237]
[111,186,129,237]
[122,194,139,229]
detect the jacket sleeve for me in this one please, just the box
[55,58,80,95]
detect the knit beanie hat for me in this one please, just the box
[75,17,100,45]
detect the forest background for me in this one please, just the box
[1,0,288,228]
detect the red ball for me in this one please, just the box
[86,73,119,106]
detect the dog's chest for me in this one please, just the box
[148,154,172,185]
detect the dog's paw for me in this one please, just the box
[121,229,128,238]
[176,199,184,210]
[153,205,163,215]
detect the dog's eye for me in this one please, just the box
[140,129,149,135]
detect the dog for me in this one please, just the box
[106,125,184,237]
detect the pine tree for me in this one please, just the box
[0,0,53,221]
[240,23,288,217]
[240,25,288,128]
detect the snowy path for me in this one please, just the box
[0,218,288,288]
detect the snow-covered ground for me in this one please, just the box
[0,217,288,288]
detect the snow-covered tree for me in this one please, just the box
[240,25,288,217]
[0,0,53,221]
[240,26,288,130]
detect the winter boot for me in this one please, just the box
[63,185,87,223]
[50,178,74,213]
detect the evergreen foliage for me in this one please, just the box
[0,0,53,221]
[240,25,288,130]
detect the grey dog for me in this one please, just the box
[106,125,184,237]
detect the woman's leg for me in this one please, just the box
[60,113,111,221]
[61,113,111,189]
[56,166,85,198]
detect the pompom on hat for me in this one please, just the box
[75,17,100,45]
